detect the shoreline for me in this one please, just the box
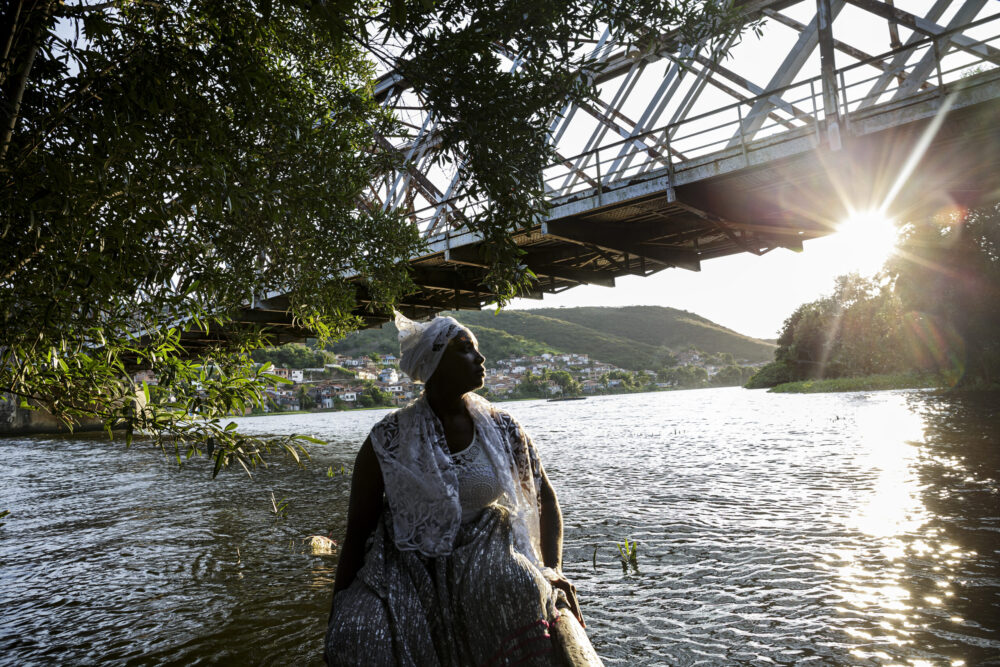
[240,385,744,418]
[765,372,943,394]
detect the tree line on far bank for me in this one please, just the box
[747,204,1000,390]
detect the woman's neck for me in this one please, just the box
[425,384,467,421]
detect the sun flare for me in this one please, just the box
[833,209,900,276]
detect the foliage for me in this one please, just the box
[356,383,395,408]
[656,364,708,388]
[748,273,910,388]
[528,306,776,363]
[270,492,289,523]
[2,0,753,467]
[767,372,941,394]
[383,0,748,297]
[708,364,744,387]
[887,204,1000,387]
[1,0,418,464]
[252,344,336,370]
[744,360,795,389]
[616,538,639,574]
[296,386,316,411]
[548,370,581,395]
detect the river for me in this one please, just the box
[1,388,997,665]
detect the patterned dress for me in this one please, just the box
[324,402,600,666]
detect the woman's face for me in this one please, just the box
[430,331,486,393]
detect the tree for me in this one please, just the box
[747,273,910,388]
[252,344,335,370]
[2,0,749,470]
[297,385,316,411]
[710,365,743,386]
[548,369,580,396]
[887,204,1000,386]
[514,370,547,398]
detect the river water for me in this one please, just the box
[1,388,998,666]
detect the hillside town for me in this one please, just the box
[193,349,765,413]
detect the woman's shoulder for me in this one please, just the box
[368,398,423,439]
[369,407,402,438]
[487,406,524,440]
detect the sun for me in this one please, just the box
[832,209,901,276]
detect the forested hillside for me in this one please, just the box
[329,306,776,370]
[528,306,775,362]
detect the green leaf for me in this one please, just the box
[213,451,225,478]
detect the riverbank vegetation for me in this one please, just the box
[2,0,750,469]
[747,204,1000,393]
[768,372,942,394]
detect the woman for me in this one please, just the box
[325,312,601,666]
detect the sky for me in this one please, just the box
[505,213,899,340]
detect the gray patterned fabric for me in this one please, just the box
[325,506,562,666]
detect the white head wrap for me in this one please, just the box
[395,310,477,383]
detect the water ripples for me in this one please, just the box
[1,388,998,665]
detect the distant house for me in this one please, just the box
[291,370,304,383]
[133,369,158,385]
[379,368,399,384]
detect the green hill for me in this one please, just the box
[528,306,776,363]
[328,306,775,370]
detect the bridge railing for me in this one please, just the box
[407,11,999,246]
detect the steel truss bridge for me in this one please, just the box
[240,0,1000,339]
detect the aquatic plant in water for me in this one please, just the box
[617,538,639,574]
[270,492,289,522]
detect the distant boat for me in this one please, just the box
[547,396,586,402]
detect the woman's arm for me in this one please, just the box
[538,469,584,627]
[328,436,384,622]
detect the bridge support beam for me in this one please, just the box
[541,220,701,271]
[817,0,842,150]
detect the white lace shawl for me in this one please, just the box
[369,392,545,564]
